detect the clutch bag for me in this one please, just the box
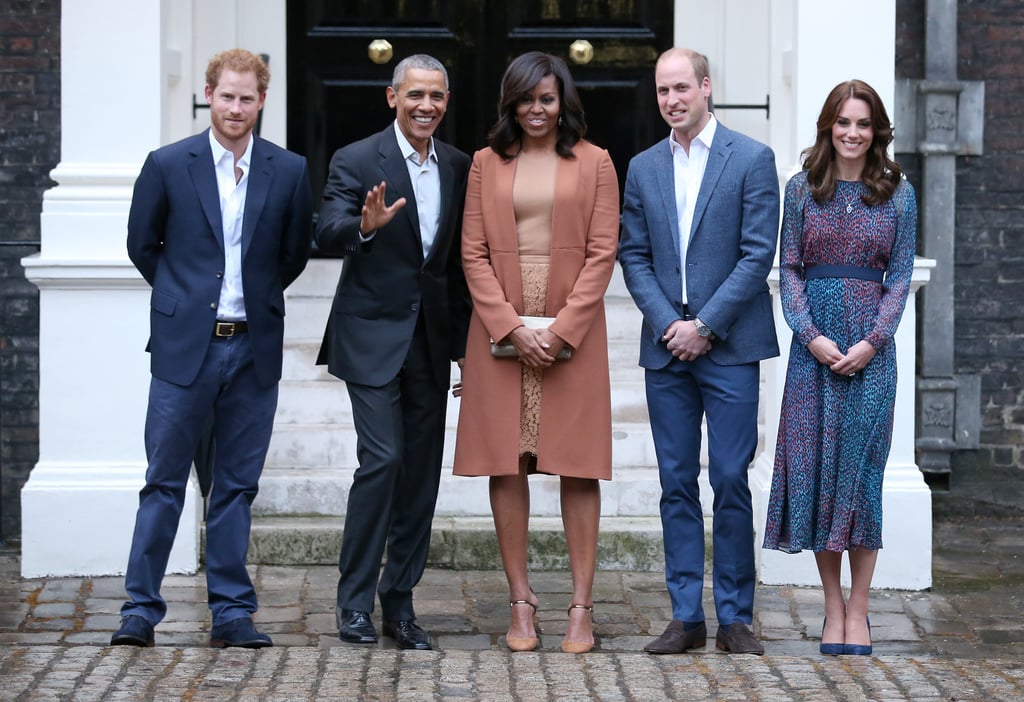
[490,315,572,360]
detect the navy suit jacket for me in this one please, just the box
[315,124,471,389]
[127,130,313,388]
[619,122,781,368]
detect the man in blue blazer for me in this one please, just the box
[619,48,780,655]
[315,54,471,650]
[113,49,312,648]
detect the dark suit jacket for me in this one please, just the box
[315,124,472,389]
[127,130,313,388]
[619,122,781,368]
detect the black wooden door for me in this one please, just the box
[287,1,673,203]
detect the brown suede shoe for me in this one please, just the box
[644,620,707,654]
[714,621,764,655]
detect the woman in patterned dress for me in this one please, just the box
[763,80,917,656]
[453,52,619,653]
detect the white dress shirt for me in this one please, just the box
[210,130,253,321]
[669,114,717,304]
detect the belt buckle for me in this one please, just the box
[215,322,235,338]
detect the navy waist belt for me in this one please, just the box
[804,264,884,283]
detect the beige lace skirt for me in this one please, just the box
[519,260,549,456]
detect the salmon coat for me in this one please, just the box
[453,140,619,479]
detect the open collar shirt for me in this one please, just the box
[210,129,254,321]
[393,120,441,259]
[669,114,717,304]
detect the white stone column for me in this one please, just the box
[20,0,199,577]
[751,0,934,589]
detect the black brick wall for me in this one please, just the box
[897,0,1024,478]
[0,1,59,540]
[953,2,1024,475]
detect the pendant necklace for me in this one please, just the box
[840,184,857,214]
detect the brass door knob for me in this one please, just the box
[569,39,594,65]
[368,39,393,65]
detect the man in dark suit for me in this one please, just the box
[112,49,312,648]
[315,54,471,651]
[619,48,780,656]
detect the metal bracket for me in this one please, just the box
[714,94,770,119]
[192,96,210,121]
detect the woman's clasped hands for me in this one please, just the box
[507,324,568,368]
[807,336,876,376]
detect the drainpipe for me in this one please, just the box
[895,0,983,488]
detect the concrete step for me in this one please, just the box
[241,515,715,572]
[272,378,649,428]
[264,418,668,473]
[265,259,708,531]
[254,462,715,521]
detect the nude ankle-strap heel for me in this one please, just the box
[506,599,539,652]
[561,604,595,654]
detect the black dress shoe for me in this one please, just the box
[337,608,378,644]
[383,619,432,650]
[110,614,155,647]
[715,621,764,655]
[644,620,707,654]
[210,616,273,648]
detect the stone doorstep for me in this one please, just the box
[236,516,713,572]
[272,377,650,426]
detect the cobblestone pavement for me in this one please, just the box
[3,645,1023,701]
[1,493,1022,701]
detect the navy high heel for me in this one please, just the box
[843,617,872,656]
[819,618,844,656]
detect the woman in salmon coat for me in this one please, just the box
[453,52,619,654]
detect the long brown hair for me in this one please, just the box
[488,52,586,161]
[802,79,902,206]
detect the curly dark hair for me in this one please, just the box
[488,51,586,161]
[802,79,903,206]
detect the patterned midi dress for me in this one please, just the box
[763,171,917,553]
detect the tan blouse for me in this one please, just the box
[512,149,558,260]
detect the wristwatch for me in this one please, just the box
[694,317,713,338]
